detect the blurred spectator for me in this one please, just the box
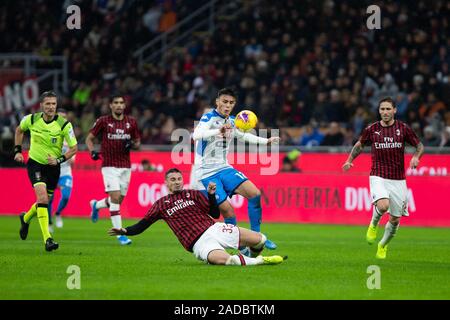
[440,127,450,147]
[321,122,344,146]
[143,5,162,34]
[423,126,440,146]
[141,159,155,171]
[281,149,302,173]
[159,2,177,32]
[0,0,447,148]
[299,124,324,147]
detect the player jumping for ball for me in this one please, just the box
[192,87,280,253]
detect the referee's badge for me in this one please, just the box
[51,137,57,144]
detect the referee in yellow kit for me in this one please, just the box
[14,91,78,251]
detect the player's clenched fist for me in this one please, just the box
[14,152,24,163]
[207,182,216,194]
[91,150,100,160]
[409,156,420,169]
[342,161,354,172]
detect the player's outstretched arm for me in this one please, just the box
[192,122,221,140]
[234,129,281,145]
[410,142,424,169]
[108,219,152,236]
[342,141,364,172]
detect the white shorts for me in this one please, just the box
[369,176,409,217]
[192,222,240,262]
[101,167,131,196]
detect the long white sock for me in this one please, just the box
[379,221,399,247]
[95,197,110,209]
[371,206,384,227]
[250,234,266,256]
[225,254,263,266]
[109,202,122,237]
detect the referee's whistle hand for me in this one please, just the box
[14,153,24,163]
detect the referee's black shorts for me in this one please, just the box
[27,158,60,191]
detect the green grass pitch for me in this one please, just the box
[0,215,449,300]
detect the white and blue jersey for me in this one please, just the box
[58,142,74,189]
[59,143,73,178]
[192,108,268,204]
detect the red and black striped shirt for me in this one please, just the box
[359,120,420,180]
[90,115,139,168]
[143,190,214,251]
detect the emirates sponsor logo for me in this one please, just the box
[374,137,402,149]
[166,199,196,216]
[108,129,131,140]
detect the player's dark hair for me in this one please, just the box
[217,87,238,99]
[165,168,182,178]
[378,97,396,109]
[39,91,57,102]
[110,93,125,103]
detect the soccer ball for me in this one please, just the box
[235,110,258,132]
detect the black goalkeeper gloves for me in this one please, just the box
[91,150,100,160]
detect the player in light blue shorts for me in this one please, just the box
[200,168,248,206]
[193,88,280,252]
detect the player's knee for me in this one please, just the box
[389,216,400,225]
[207,250,229,265]
[250,188,261,198]
[109,195,121,204]
[219,201,235,217]
[376,201,389,213]
[249,233,266,249]
[36,193,49,204]
[221,210,235,218]
[61,187,72,199]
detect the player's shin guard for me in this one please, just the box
[248,195,262,232]
[380,221,399,247]
[37,203,51,242]
[225,254,261,266]
[47,190,54,224]
[224,217,237,226]
[24,203,37,223]
[109,202,122,233]
[371,206,384,227]
[56,197,68,216]
[95,197,110,210]
[250,233,266,257]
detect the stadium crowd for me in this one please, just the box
[0,0,449,154]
